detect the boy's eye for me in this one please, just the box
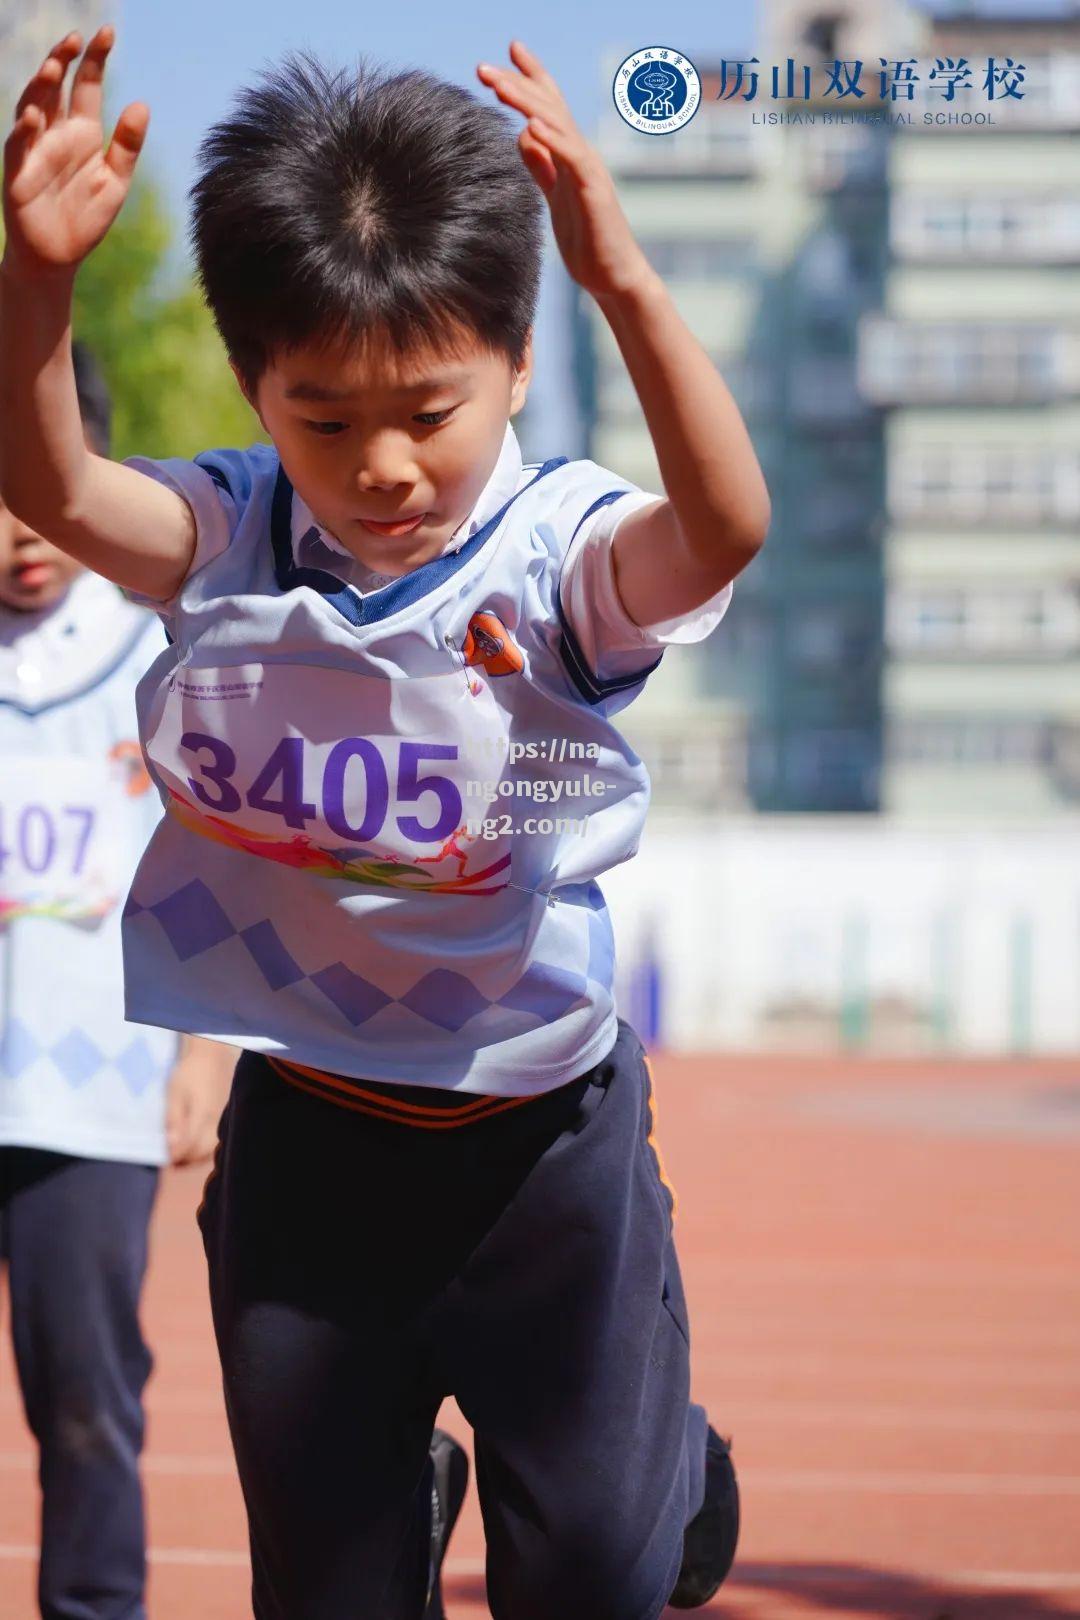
[304,421,347,436]
[413,408,455,427]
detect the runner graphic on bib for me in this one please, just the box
[143,661,518,897]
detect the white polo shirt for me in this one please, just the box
[0,574,178,1165]
[117,424,732,1093]
[284,424,733,674]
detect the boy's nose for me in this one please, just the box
[353,437,420,494]
[356,472,410,493]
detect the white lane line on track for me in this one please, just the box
[696,1350,1080,1390]
[0,1450,237,1475]
[723,1400,1080,1434]
[703,1257,1080,1289]
[4,1453,1080,1495]
[2,1546,1080,1590]
[741,1467,1080,1495]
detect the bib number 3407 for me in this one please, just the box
[181,732,462,844]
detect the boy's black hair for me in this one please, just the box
[71,340,112,456]
[189,52,545,396]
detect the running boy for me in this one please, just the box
[1,27,770,1620]
[0,338,233,1620]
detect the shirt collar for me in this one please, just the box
[0,572,146,710]
[289,421,524,594]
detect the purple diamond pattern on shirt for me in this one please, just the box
[51,1029,103,1088]
[498,962,588,1021]
[241,921,306,990]
[309,964,393,1027]
[400,970,490,1032]
[1,1018,42,1077]
[122,893,145,919]
[129,882,597,1036]
[149,880,236,962]
[116,1036,162,1097]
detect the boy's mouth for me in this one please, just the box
[13,561,53,590]
[355,513,427,537]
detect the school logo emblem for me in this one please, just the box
[461,611,524,677]
[612,47,701,136]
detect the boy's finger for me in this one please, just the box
[518,128,557,196]
[4,108,79,207]
[34,59,68,131]
[3,105,43,173]
[13,36,82,124]
[527,116,594,185]
[508,40,563,100]
[104,102,150,183]
[477,64,564,129]
[68,23,115,123]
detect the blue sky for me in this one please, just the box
[101,0,757,450]
[107,0,757,236]
[100,0,1057,229]
[95,0,1051,451]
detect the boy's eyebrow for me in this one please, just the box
[284,371,471,402]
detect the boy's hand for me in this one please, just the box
[165,1039,234,1168]
[2,25,148,279]
[477,42,654,302]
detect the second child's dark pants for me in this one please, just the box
[198,1018,707,1620]
[0,1148,159,1620]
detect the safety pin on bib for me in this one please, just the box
[444,632,484,698]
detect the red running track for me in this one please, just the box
[2,1051,1080,1619]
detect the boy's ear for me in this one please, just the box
[509,329,533,417]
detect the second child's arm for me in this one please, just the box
[0,27,197,601]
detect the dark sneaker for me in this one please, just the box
[423,1427,470,1620]
[667,1426,740,1608]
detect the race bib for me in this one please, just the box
[142,662,516,898]
[0,756,127,924]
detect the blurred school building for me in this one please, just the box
[587,0,1080,1053]
[586,0,1080,821]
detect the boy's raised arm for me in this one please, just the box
[0,26,197,602]
[478,43,771,628]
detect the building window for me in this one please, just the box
[893,192,1080,261]
[889,445,1080,526]
[637,236,757,280]
[977,51,1080,130]
[802,122,888,190]
[858,319,1078,403]
[595,351,770,422]
[600,104,759,176]
[627,718,749,806]
[888,586,1080,655]
[889,718,1050,767]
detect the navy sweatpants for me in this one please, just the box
[199,1017,707,1620]
[0,1148,159,1620]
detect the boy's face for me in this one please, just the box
[237,322,531,579]
[0,499,85,613]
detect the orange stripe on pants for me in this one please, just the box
[641,1051,678,1223]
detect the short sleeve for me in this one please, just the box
[120,451,245,614]
[559,490,734,686]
